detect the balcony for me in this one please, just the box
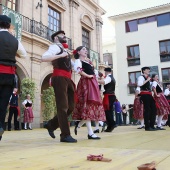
[0,4,72,50]
[127,57,140,66]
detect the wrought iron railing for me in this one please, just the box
[21,15,72,50]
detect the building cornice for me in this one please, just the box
[109,3,170,20]
[86,0,106,15]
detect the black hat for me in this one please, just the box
[141,66,150,73]
[51,30,65,41]
[0,15,11,23]
[104,67,112,72]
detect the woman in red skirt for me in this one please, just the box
[133,87,144,129]
[73,46,106,139]
[22,94,34,130]
[152,74,170,130]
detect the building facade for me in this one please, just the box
[0,0,105,127]
[109,3,170,105]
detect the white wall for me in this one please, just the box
[114,7,170,105]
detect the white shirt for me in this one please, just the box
[42,43,61,57]
[104,74,112,85]
[152,81,163,91]
[74,59,82,73]
[164,88,170,96]
[137,75,152,87]
[0,29,27,58]
[22,99,32,105]
[135,87,140,93]
[42,43,74,65]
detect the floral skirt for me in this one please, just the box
[72,76,106,121]
[154,93,170,116]
[23,107,34,123]
[133,97,144,120]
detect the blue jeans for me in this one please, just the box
[116,112,122,125]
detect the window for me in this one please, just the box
[147,16,156,22]
[138,18,147,24]
[125,20,138,32]
[159,40,170,62]
[82,28,90,50]
[48,7,61,32]
[157,13,170,27]
[127,45,140,58]
[162,68,170,81]
[0,0,17,10]
[128,71,141,94]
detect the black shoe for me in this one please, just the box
[44,123,55,139]
[137,126,145,129]
[104,125,115,132]
[60,135,77,143]
[145,128,157,131]
[8,129,11,131]
[24,128,27,130]
[0,136,2,141]
[93,129,99,133]
[88,134,100,140]
[156,126,166,130]
[28,127,32,130]
[74,121,80,135]
[0,127,4,136]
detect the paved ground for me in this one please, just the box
[0,125,170,170]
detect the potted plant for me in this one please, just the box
[41,87,56,126]
[20,78,36,129]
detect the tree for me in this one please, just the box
[42,87,56,121]
[20,78,36,104]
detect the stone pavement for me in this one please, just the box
[0,125,170,170]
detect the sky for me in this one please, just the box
[99,0,170,43]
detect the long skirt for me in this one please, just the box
[72,76,106,121]
[23,107,34,123]
[133,97,144,120]
[154,93,170,116]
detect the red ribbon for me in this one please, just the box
[87,154,103,161]
[73,50,77,55]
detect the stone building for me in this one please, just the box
[0,0,105,127]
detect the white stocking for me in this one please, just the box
[29,123,32,128]
[99,121,104,127]
[86,120,97,137]
[78,120,86,128]
[95,121,99,130]
[140,119,144,127]
[157,115,163,127]
[24,123,27,129]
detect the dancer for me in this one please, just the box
[164,84,170,126]
[42,30,77,143]
[133,87,144,129]
[137,67,157,131]
[151,74,170,130]
[22,94,34,130]
[98,67,117,132]
[73,46,105,139]
[0,15,27,140]
[8,88,20,131]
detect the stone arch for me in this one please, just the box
[80,13,94,30]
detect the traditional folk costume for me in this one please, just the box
[42,31,77,143]
[152,81,170,129]
[8,92,20,130]
[138,73,156,131]
[102,68,116,132]
[164,87,170,126]
[0,15,26,139]
[133,87,144,129]
[22,99,34,129]
[73,59,106,138]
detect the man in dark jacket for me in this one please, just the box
[0,15,27,140]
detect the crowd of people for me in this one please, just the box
[1,14,170,143]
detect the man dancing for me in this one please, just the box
[0,15,27,140]
[137,67,157,131]
[98,67,116,132]
[42,30,77,143]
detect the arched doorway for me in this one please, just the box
[40,73,52,126]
